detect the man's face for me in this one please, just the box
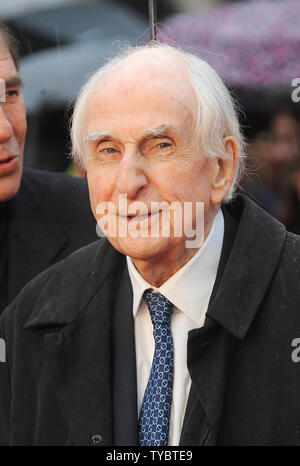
[0,38,26,202]
[84,52,218,265]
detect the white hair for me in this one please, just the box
[70,43,246,201]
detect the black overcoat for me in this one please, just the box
[2,167,97,313]
[1,194,300,445]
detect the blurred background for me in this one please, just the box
[1,0,300,232]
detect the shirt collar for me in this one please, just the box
[127,209,224,327]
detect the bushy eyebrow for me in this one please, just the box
[5,76,23,88]
[143,124,172,138]
[0,75,23,102]
[85,130,113,142]
[85,124,174,143]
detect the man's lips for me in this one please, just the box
[118,211,161,220]
[0,155,17,164]
[0,155,19,174]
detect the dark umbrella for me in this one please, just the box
[8,0,147,50]
[21,35,148,114]
[20,5,148,114]
[149,0,157,42]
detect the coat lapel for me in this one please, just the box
[43,285,114,445]
[207,195,286,339]
[180,321,236,445]
[7,173,67,301]
[112,264,138,445]
[25,241,127,446]
[180,196,287,445]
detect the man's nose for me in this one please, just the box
[0,105,13,142]
[116,149,147,199]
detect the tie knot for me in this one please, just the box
[143,289,174,326]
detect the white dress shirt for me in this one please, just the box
[126,209,224,446]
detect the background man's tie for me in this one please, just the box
[138,289,174,446]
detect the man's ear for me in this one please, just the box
[210,136,238,205]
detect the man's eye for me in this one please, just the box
[155,142,172,152]
[156,142,172,150]
[97,146,120,155]
[5,90,19,103]
[103,148,118,153]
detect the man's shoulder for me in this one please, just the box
[281,230,300,268]
[22,166,89,200]
[20,167,96,243]
[28,237,111,292]
[2,239,124,330]
[224,193,300,269]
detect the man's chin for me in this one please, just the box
[0,171,22,202]
[106,235,173,260]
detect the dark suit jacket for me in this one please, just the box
[2,167,97,313]
[1,194,300,445]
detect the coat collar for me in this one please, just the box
[181,195,287,445]
[25,239,124,329]
[207,194,287,340]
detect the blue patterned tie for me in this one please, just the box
[138,289,174,446]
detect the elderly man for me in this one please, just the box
[0,20,97,314]
[0,43,300,446]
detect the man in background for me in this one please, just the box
[0,20,97,314]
